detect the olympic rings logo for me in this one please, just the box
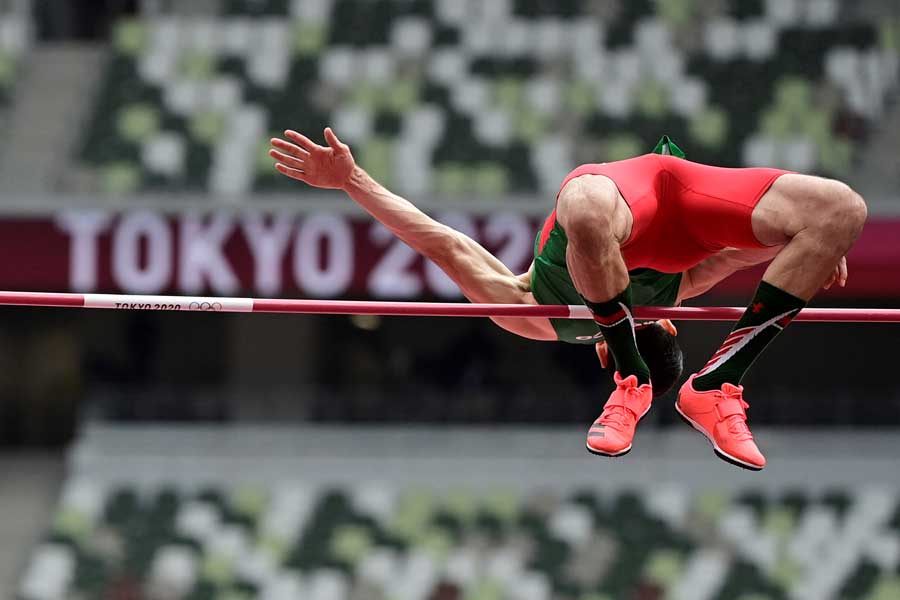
[188,301,223,311]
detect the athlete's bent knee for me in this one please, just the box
[840,186,867,236]
[557,176,619,240]
[816,180,867,241]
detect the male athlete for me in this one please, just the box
[270,128,866,471]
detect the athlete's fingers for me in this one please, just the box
[825,263,841,290]
[838,256,848,287]
[324,127,348,153]
[269,149,305,170]
[284,130,318,151]
[661,319,677,336]
[274,162,307,181]
[271,138,310,159]
[595,342,609,369]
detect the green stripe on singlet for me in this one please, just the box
[531,224,682,344]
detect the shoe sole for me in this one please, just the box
[675,401,764,472]
[585,443,632,458]
[584,401,652,459]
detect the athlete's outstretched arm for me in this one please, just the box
[270,128,556,341]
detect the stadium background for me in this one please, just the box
[0,0,898,599]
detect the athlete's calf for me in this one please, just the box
[677,176,867,470]
[557,174,655,458]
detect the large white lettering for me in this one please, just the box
[368,224,422,298]
[54,211,112,291]
[49,211,541,298]
[111,212,172,294]
[293,214,353,297]
[241,213,294,295]
[484,213,533,271]
[424,212,477,298]
[178,214,239,294]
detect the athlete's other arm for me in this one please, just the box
[677,246,848,302]
[270,128,556,341]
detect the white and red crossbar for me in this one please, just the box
[0,291,898,322]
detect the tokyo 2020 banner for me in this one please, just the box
[0,210,898,299]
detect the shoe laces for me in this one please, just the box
[599,386,642,430]
[599,405,631,430]
[721,387,753,441]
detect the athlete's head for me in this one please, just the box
[635,321,683,398]
[598,320,683,397]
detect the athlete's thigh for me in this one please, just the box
[750,173,837,246]
[662,156,783,253]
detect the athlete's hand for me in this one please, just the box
[596,340,610,369]
[823,256,848,290]
[270,127,356,190]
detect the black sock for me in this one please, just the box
[583,287,651,386]
[693,281,806,391]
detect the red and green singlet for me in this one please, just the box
[530,137,684,344]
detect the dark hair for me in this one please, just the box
[635,322,684,398]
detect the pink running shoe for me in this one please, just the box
[675,374,766,471]
[586,372,653,458]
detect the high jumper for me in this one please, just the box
[268,128,868,471]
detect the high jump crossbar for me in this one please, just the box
[0,291,899,323]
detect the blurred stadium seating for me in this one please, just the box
[15,426,900,600]
[75,0,899,196]
[1,2,899,599]
[0,2,32,105]
[28,483,900,600]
